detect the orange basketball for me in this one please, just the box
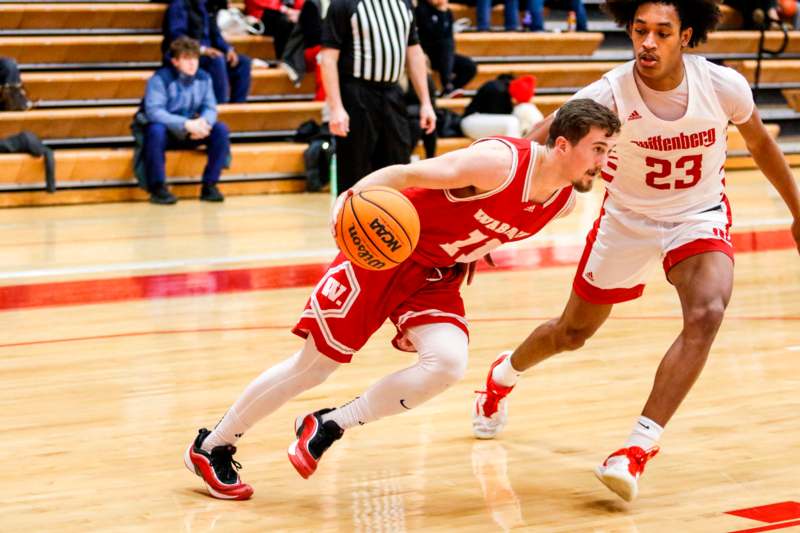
[780,0,797,18]
[334,186,420,270]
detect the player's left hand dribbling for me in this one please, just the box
[330,189,354,239]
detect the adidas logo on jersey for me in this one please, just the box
[585,271,595,282]
[627,110,642,121]
[524,205,538,212]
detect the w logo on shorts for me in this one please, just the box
[311,262,360,316]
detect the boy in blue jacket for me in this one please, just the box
[142,36,230,204]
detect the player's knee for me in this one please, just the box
[440,348,469,382]
[420,346,468,385]
[685,300,727,335]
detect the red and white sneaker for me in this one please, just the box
[472,351,515,439]
[287,408,344,479]
[594,445,660,502]
[184,428,254,500]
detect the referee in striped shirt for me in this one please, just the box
[320,0,436,192]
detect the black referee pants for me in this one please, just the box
[336,79,412,192]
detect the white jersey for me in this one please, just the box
[594,55,736,222]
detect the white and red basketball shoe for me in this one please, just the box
[184,428,254,500]
[287,408,344,479]
[594,445,660,502]
[472,351,515,439]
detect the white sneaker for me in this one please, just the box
[593,446,659,502]
[472,351,515,439]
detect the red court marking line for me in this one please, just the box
[0,325,289,349]
[0,228,793,312]
[3,315,799,349]
[728,502,800,524]
[728,519,800,533]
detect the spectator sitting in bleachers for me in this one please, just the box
[415,0,477,96]
[473,0,587,31]
[135,36,230,204]
[475,0,520,30]
[246,0,302,59]
[525,0,588,31]
[460,74,542,139]
[280,0,327,101]
[0,57,32,111]
[163,0,252,103]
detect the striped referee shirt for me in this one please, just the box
[321,0,418,83]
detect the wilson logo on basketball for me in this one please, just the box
[369,218,402,252]
[335,185,420,271]
[347,224,387,270]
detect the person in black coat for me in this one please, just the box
[415,0,476,96]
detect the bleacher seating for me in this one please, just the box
[1,1,798,207]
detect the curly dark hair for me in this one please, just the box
[603,0,721,48]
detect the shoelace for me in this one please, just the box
[627,446,660,475]
[210,445,244,481]
[474,388,503,417]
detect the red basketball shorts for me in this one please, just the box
[293,253,469,362]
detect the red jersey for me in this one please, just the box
[404,137,575,268]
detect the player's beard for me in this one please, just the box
[573,168,598,193]
[573,180,593,193]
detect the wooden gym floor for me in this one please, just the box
[1,169,799,532]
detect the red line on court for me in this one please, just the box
[728,502,800,524]
[0,228,794,312]
[3,315,799,349]
[728,519,800,533]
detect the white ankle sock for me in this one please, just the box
[624,416,663,451]
[202,407,248,452]
[490,353,521,387]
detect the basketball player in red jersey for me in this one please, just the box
[472,0,800,502]
[183,99,619,500]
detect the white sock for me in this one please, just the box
[322,323,468,430]
[624,416,663,451]
[490,353,521,387]
[201,337,339,452]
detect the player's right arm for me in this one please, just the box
[353,139,513,193]
[330,141,513,232]
[526,79,618,143]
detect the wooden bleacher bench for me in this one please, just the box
[0,97,573,141]
[454,32,603,57]
[0,127,776,207]
[464,61,621,90]
[21,62,607,104]
[0,3,165,30]
[0,102,326,140]
[693,31,800,55]
[22,68,315,103]
[0,138,471,206]
[781,89,800,111]
[438,94,568,117]
[0,34,603,66]
[725,59,800,84]
[0,35,277,64]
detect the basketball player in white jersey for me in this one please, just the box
[472,0,800,502]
